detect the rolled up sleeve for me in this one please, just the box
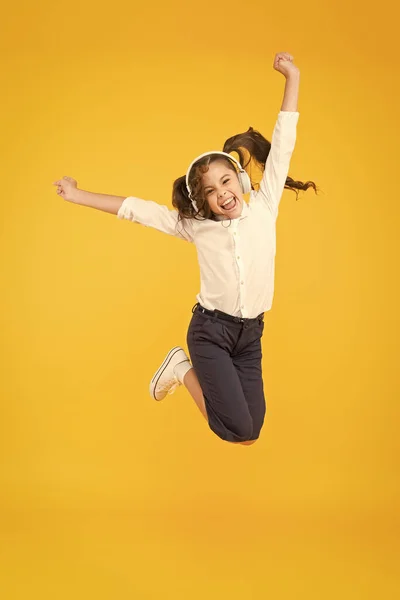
[253,111,299,219]
[117,196,194,243]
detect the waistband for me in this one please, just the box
[192,302,264,324]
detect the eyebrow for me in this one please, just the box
[203,173,231,191]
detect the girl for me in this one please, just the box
[53,52,318,446]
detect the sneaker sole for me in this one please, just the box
[150,346,183,401]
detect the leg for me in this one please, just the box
[186,315,254,443]
[149,341,252,445]
[183,367,256,446]
[232,321,266,442]
[182,366,208,421]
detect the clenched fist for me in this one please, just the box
[273,52,300,78]
[52,176,78,203]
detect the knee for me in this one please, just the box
[229,415,253,442]
[237,415,265,444]
[209,407,255,443]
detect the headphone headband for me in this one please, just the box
[185,151,244,199]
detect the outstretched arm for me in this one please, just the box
[53,176,194,242]
[53,177,125,214]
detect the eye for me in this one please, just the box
[205,179,230,194]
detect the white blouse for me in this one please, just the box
[117,110,300,318]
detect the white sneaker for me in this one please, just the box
[149,346,191,401]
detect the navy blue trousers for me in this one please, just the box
[187,303,266,442]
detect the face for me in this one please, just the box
[201,159,244,219]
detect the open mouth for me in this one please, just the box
[220,196,237,211]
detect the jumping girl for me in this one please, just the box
[53,52,318,446]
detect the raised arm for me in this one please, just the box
[276,52,300,112]
[252,52,300,219]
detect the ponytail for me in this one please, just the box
[223,126,320,199]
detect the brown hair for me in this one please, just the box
[172,126,320,226]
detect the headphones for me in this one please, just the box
[185,151,252,212]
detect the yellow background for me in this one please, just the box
[1,0,399,597]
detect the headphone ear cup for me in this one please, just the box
[238,170,252,194]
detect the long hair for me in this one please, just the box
[172,126,320,226]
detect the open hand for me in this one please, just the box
[273,52,299,78]
[52,176,78,203]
